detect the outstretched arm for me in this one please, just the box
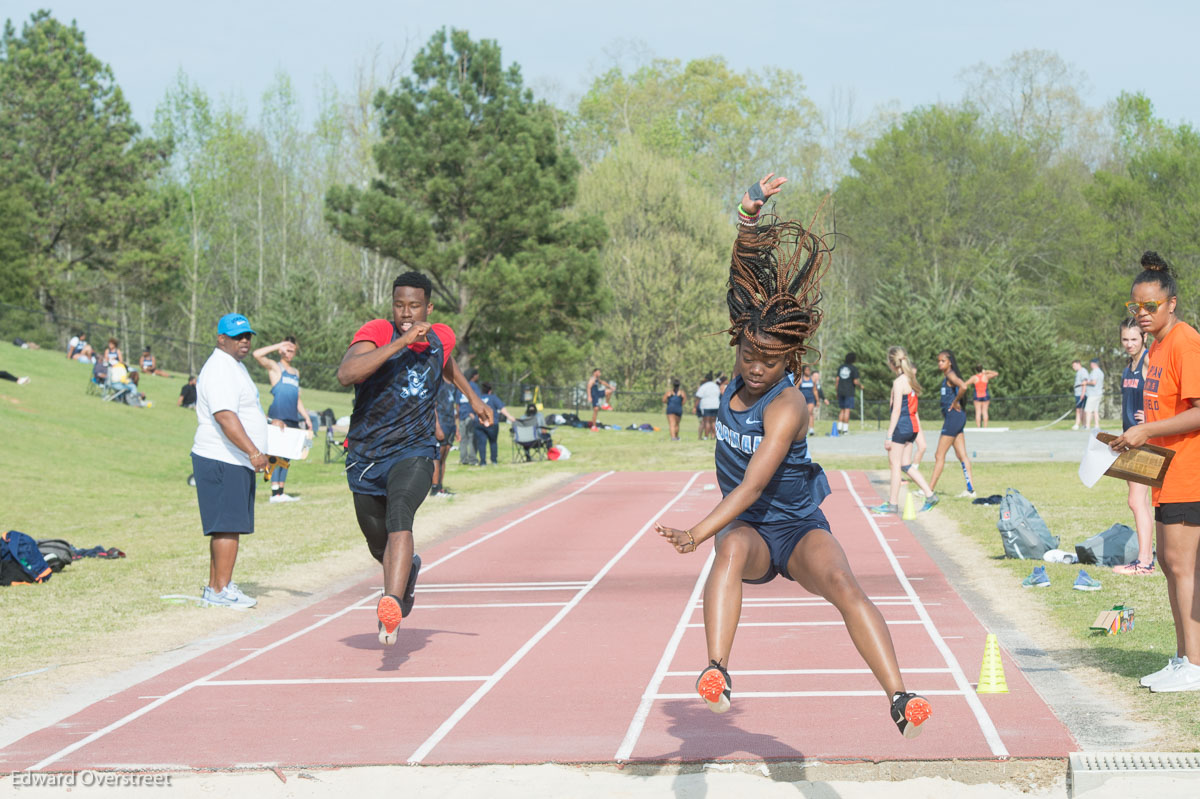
[657,392,806,552]
[253,342,286,385]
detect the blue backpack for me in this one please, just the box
[1,530,53,584]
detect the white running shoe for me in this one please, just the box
[1140,656,1187,688]
[269,493,300,503]
[1149,660,1200,693]
[1071,424,1080,430]
[201,583,257,609]
[957,490,976,499]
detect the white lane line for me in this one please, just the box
[717,600,916,608]
[729,595,911,603]
[27,589,380,771]
[684,620,922,628]
[663,668,952,676]
[26,472,620,771]
[407,471,704,764]
[411,586,587,593]
[421,472,615,572]
[201,676,489,686]
[614,550,715,762]
[651,689,968,700]
[417,581,589,588]
[352,602,570,610]
[839,470,1008,757]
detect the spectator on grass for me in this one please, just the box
[695,372,721,440]
[473,382,516,465]
[431,379,458,497]
[0,370,30,384]
[139,346,170,377]
[178,375,198,408]
[68,333,95,363]
[1085,358,1105,430]
[1071,359,1089,429]
[103,338,123,367]
[835,353,861,435]
[253,336,311,503]
[663,380,686,441]
[190,313,267,610]
[458,367,482,466]
[523,402,554,450]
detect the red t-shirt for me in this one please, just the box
[351,320,455,367]
[1145,321,1200,505]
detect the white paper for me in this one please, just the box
[266,426,311,460]
[1078,430,1119,487]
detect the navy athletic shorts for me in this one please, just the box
[891,430,918,445]
[941,408,967,437]
[838,395,855,410]
[741,511,832,584]
[192,453,255,535]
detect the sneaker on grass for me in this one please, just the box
[269,493,299,503]
[890,691,931,739]
[1141,656,1188,688]
[919,493,940,512]
[1072,569,1102,591]
[956,490,976,499]
[1021,566,1050,588]
[1149,661,1200,693]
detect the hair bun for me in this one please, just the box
[1141,250,1172,273]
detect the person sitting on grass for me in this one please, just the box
[179,375,198,408]
[654,172,931,739]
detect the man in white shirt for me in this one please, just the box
[190,313,269,609]
[1085,358,1105,430]
[1071,359,1089,430]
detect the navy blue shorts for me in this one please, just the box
[891,430,918,445]
[838,395,855,410]
[800,389,816,405]
[1075,394,1086,409]
[192,453,255,535]
[438,423,457,447]
[741,511,832,584]
[701,408,718,418]
[975,393,991,403]
[941,408,966,437]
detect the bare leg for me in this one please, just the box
[950,434,975,490]
[1159,522,1200,662]
[981,401,990,428]
[928,435,954,491]
[899,442,934,497]
[788,530,904,696]
[383,530,415,598]
[704,524,772,666]
[209,533,239,592]
[974,402,982,428]
[1128,482,1154,564]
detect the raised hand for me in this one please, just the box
[741,173,788,216]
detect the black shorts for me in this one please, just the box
[701,408,718,418]
[191,453,255,535]
[740,512,832,584]
[891,430,917,445]
[838,395,855,410]
[1155,502,1200,525]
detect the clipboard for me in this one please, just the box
[1095,432,1176,488]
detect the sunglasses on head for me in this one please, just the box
[1125,299,1169,315]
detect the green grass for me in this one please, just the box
[0,347,1191,746]
[935,462,1200,746]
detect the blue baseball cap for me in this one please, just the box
[217,313,255,337]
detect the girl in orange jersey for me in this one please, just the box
[1110,251,1200,693]
[970,365,999,428]
[870,347,937,515]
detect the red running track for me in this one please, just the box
[0,471,1074,771]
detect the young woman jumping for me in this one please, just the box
[1112,317,1155,576]
[1110,252,1200,692]
[870,347,937,515]
[929,350,977,499]
[654,173,931,738]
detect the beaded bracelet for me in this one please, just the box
[686,530,696,551]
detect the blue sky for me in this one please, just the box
[6,1,1197,131]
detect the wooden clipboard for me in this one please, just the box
[1096,432,1176,488]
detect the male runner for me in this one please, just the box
[337,272,492,645]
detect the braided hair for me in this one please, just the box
[726,210,831,380]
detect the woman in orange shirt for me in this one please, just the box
[970,365,999,428]
[1110,251,1200,693]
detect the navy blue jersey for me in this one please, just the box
[798,376,816,404]
[939,377,958,415]
[435,380,458,434]
[457,379,481,421]
[480,393,506,429]
[267,367,301,422]
[1121,351,1147,431]
[347,323,450,462]
[666,392,684,415]
[715,373,830,525]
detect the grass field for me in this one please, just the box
[1,346,1194,747]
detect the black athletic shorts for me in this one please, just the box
[1155,502,1200,525]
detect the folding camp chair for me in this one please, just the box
[511,415,549,462]
[322,410,347,464]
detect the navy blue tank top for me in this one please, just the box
[1121,351,1147,431]
[267,367,301,421]
[666,392,684,415]
[348,327,446,462]
[939,377,957,415]
[714,373,830,524]
[798,376,816,403]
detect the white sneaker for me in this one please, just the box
[201,584,257,609]
[1149,660,1200,693]
[269,493,300,503]
[957,490,976,499]
[16,376,30,385]
[1140,656,1187,688]
[1071,424,1080,430]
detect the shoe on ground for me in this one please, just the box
[890,691,931,739]
[589,425,599,431]
[434,487,455,498]
[401,554,421,617]
[696,660,732,714]
[869,502,898,515]
[1021,565,1051,588]
[919,493,940,512]
[1072,569,1102,591]
[377,594,402,646]
[1112,559,1155,576]
[1071,424,1080,430]
[202,583,257,609]
[269,493,299,503]
[600,404,613,411]
[429,484,440,497]
[1141,656,1188,688]
[1150,660,1200,693]
[957,490,976,499]
[16,376,30,385]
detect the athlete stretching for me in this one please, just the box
[655,174,932,738]
[337,272,492,645]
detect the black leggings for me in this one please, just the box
[0,371,19,382]
[351,456,433,562]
